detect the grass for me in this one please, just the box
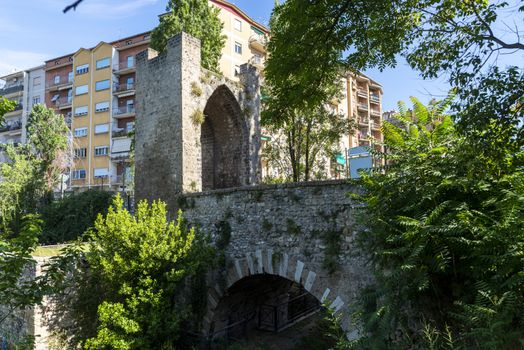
[32,245,67,257]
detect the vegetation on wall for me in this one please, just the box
[39,190,114,244]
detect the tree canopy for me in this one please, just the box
[150,0,226,72]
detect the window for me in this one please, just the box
[95,80,110,91]
[72,169,86,179]
[68,71,74,83]
[54,75,60,85]
[126,121,135,132]
[234,18,242,31]
[33,77,41,87]
[126,77,134,89]
[95,101,110,112]
[74,106,88,116]
[234,65,241,75]
[96,57,110,69]
[51,94,60,102]
[94,123,109,134]
[126,99,134,112]
[127,56,134,69]
[94,168,109,178]
[76,85,88,95]
[74,148,87,158]
[94,146,109,156]
[67,89,73,102]
[76,64,89,75]
[74,127,88,137]
[234,42,242,54]
[32,96,41,106]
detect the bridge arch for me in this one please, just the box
[202,248,347,338]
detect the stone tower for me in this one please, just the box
[135,32,262,212]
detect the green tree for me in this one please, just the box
[262,105,353,182]
[263,5,354,182]
[0,99,42,348]
[43,196,213,349]
[349,98,524,349]
[150,0,226,72]
[0,97,16,124]
[26,104,70,194]
[266,0,523,145]
[39,190,114,244]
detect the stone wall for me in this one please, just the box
[178,180,372,337]
[135,32,262,213]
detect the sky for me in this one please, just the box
[0,0,508,111]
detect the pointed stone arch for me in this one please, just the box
[201,84,249,190]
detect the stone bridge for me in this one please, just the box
[134,32,372,339]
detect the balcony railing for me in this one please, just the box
[113,62,135,73]
[370,109,381,117]
[358,118,369,125]
[0,83,24,96]
[55,97,72,109]
[0,120,22,133]
[357,90,368,98]
[113,82,135,94]
[46,77,74,90]
[370,94,380,103]
[112,127,132,138]
[371,121,381,130]
[357,104,368,111]
[113,105,135,117]
[249,34,268,52]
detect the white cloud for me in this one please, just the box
[0,49,49,77]
[78,0,159,19]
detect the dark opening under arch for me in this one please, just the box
[201,85,247,190]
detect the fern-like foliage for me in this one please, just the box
[345,97,524,349]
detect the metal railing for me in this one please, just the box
[55,97,72,107]
[0,83,23,96]
[357,90,368,98]
[112,127,132,138]
[46,77,73,89]
[113,61,135,72]
[113,105,135,116]
[0,120,22,133]
[357,103,368,111]
[113,82,135,93]
[370,109,381,116]
[249,33,268,47]
[370,94,380,103]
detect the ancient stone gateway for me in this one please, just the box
[135,33,371,342]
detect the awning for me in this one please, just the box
[112,137,131,155]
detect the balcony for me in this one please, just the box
[370,94,380,104]
[46,77,74,91]
[358,118,369,126]
[4,103,23,116]
[249,33,268,53]
[357,90,368,99]
[249,55,264,70]
[0,120,22,134]
[357,104,368,112]
[370,109,381,117]
[112,124,133,138]
[55,96,72,110]
[371,120,381,130]
[113,62,135,75]
[0,83,24,97]
[113,105,135,118]
[113,82,135,97]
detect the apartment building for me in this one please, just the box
[40,0,269,191]
[0,71,26,160]
[344,73,383,151]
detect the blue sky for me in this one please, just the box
[0,0,474,110]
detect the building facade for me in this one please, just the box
[1,0,382,186]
